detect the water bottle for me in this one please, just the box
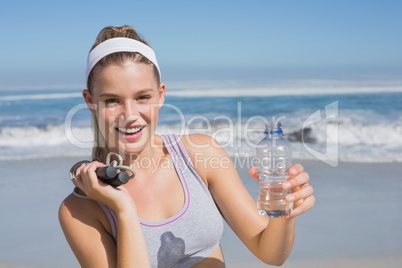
[256,121,293,218]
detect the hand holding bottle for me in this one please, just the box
[253,121,315,218]
[249,163,314,218]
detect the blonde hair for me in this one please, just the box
[87,25,160,162]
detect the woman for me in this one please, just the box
[59,25,315,268]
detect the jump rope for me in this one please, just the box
[69,152,136,199]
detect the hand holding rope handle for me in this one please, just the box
[69,152,136,187]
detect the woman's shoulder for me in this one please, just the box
[58,192,112,234]
[179,133,221,148]
[178,134,223,157]
[58,193,116,262]
[176,134,231,182]
[158,133,221,151]
[59,192,99,221]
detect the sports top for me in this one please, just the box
[98,134,224,267]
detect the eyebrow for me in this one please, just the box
[99,88,154,98]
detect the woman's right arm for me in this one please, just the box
[58,162,151,268]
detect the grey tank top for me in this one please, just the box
[98,134,224,267]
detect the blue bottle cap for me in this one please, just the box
[265,121,282,134]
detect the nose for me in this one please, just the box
[122,100,139,120]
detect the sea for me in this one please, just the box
[1,81,402,267]
[0,81,401,164]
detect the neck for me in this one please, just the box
[120,134,164,168]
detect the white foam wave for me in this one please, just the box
[156,120,402,163]
[0,125,93,147]
[168,86,402,97]
[1,120,402,162]
[0,84,84,90]
[166,79,402,97]
[0,125,93,160]
[0,92,82,101]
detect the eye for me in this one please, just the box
[138,95,151,101]
[104,98,119,104]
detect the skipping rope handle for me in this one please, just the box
[69,153,135,187]
[95,166,130,187]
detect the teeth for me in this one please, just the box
[118,126,143,134]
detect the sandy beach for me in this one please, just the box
[2,255,402,268]
[0,156,401,267]
[227,255,402,268]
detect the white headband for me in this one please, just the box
[85,37,161,87]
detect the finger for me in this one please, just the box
[72,163,87,189]
[286,184,314,203]
[81,161,104,173]
[75,163,87,178]
[248,167,259,182]
[283,171,310,191]
[78,162,108,199]
[82,161,105,177]
[289,163,304,177]
[286,195,315,219]
[73,172,88,195]
[73,173,83,189]
[80,161,106,187]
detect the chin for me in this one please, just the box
[117,134,150,157]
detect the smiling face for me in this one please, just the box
[83,61,165,159]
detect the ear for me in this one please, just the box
[158,83,166,108]
[82,89,96,114]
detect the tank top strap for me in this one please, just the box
[160,134,203,184]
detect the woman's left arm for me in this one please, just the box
[185,135,314,266]
[247,164,315,265]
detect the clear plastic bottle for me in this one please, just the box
[256,121,293,218]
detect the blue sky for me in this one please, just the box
[0,0,401,89]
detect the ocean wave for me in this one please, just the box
[0,84,84,90]
[1,119,401,163]
[156,121,402,163]
[0,125,92,160]
[2,80,400,101]
[0,92,82,101]
[166,79,402,97]
[168,86,402,97]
